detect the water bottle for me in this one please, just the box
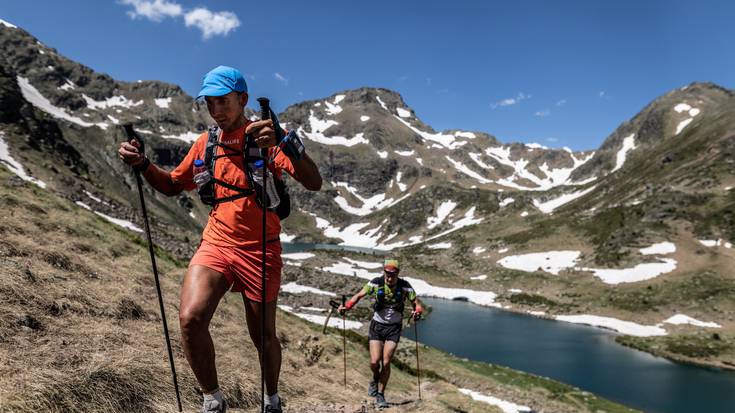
[192,159,211,189]
[252,160,280,208]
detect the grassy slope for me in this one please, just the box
[0,167,639,413]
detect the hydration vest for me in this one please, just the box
[372,277,409,314]
[197,125,291,220]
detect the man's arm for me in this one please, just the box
[290,152,322,191]
[339,288,368,314]
[118,140,186,196]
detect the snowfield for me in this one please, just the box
[662,314,721,328]
[497,251,581,275]
[281,282,336,297]
[533,185,597,214]
[278,305,362,330]
[555,315,668,337]
[583,258,677,284]
[612,134,636,173]
[640,242,676,255]
[0,132,47,188]
[458,388,531,413]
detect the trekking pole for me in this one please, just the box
[414,318,422,401]
[256,98,271,413]
[342,294,347,388]
[121,124,182,412]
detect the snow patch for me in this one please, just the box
[404,276,498,306]
[360,115,370,122]
[396,171,407,192]
[582,259,677,284]
[662,314,721,328]
[612,134,636,173]
[497,251,581,275]
[499,197,515,207]
[446,156,492,184]
[94,211,143,233]
[395,150,414,156]
[533,186,597,214]
[154,97,172,108]
[472,246,487,255]
[395,117,467,149]
[280,232,296,242]
[332,181,410,216]
[162,131,202,143]
[427,242,452,249]
[281,252,315,260]
[486,146,595,191]
[17,76,100,128]
[376,96,389,110]
[640,242,676,255]
[0,18,18,29]
[556,315,668,337]
[0,132,47,188]
[675,118,694,135]
[396,107,411,118]
[281,282,336,296]
[458,388,531,413]
[427,201,457,229]
[59,79,76,91]
[470,275,488,281]
[376,150,388,159]
[278,305,362,329]
[83,94,144,110]
[300,111,368,147]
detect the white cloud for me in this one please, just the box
[184,8,240,39]
[491,92,530,109]
[274,72,289,86]
[120,0,239,39]
[120,0,182,21]
[535,109,550,117]
[546,137,558,142]
[599,91,606,98]
[556,99,567,106]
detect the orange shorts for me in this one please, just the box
[190,239,282,302]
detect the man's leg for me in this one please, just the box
[369,340,384,383]
[378,340,399,393]
[243,298,281,396]
[179,265,231,392]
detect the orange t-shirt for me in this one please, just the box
[170,121,296,248]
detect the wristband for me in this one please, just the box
[345,299,356,310]
[133,157,150,173]
[280,130,305,160]
[414,304,423,314]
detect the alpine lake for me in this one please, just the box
[283,243,735,413]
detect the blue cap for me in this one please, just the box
[254,160,264,168]
[194,159,204,167]
[197,65,248,99]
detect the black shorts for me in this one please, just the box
[368,320,402,343]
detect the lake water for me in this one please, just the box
[408,297,735,413]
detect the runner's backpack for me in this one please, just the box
[372,277,409,314]
[197,125,291,219]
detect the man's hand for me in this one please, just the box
[338,299,356,315]
[118,140,147,168]
[246,119,277,148]
[411,304,423,320]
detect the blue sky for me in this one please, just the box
[3,0,735,150]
